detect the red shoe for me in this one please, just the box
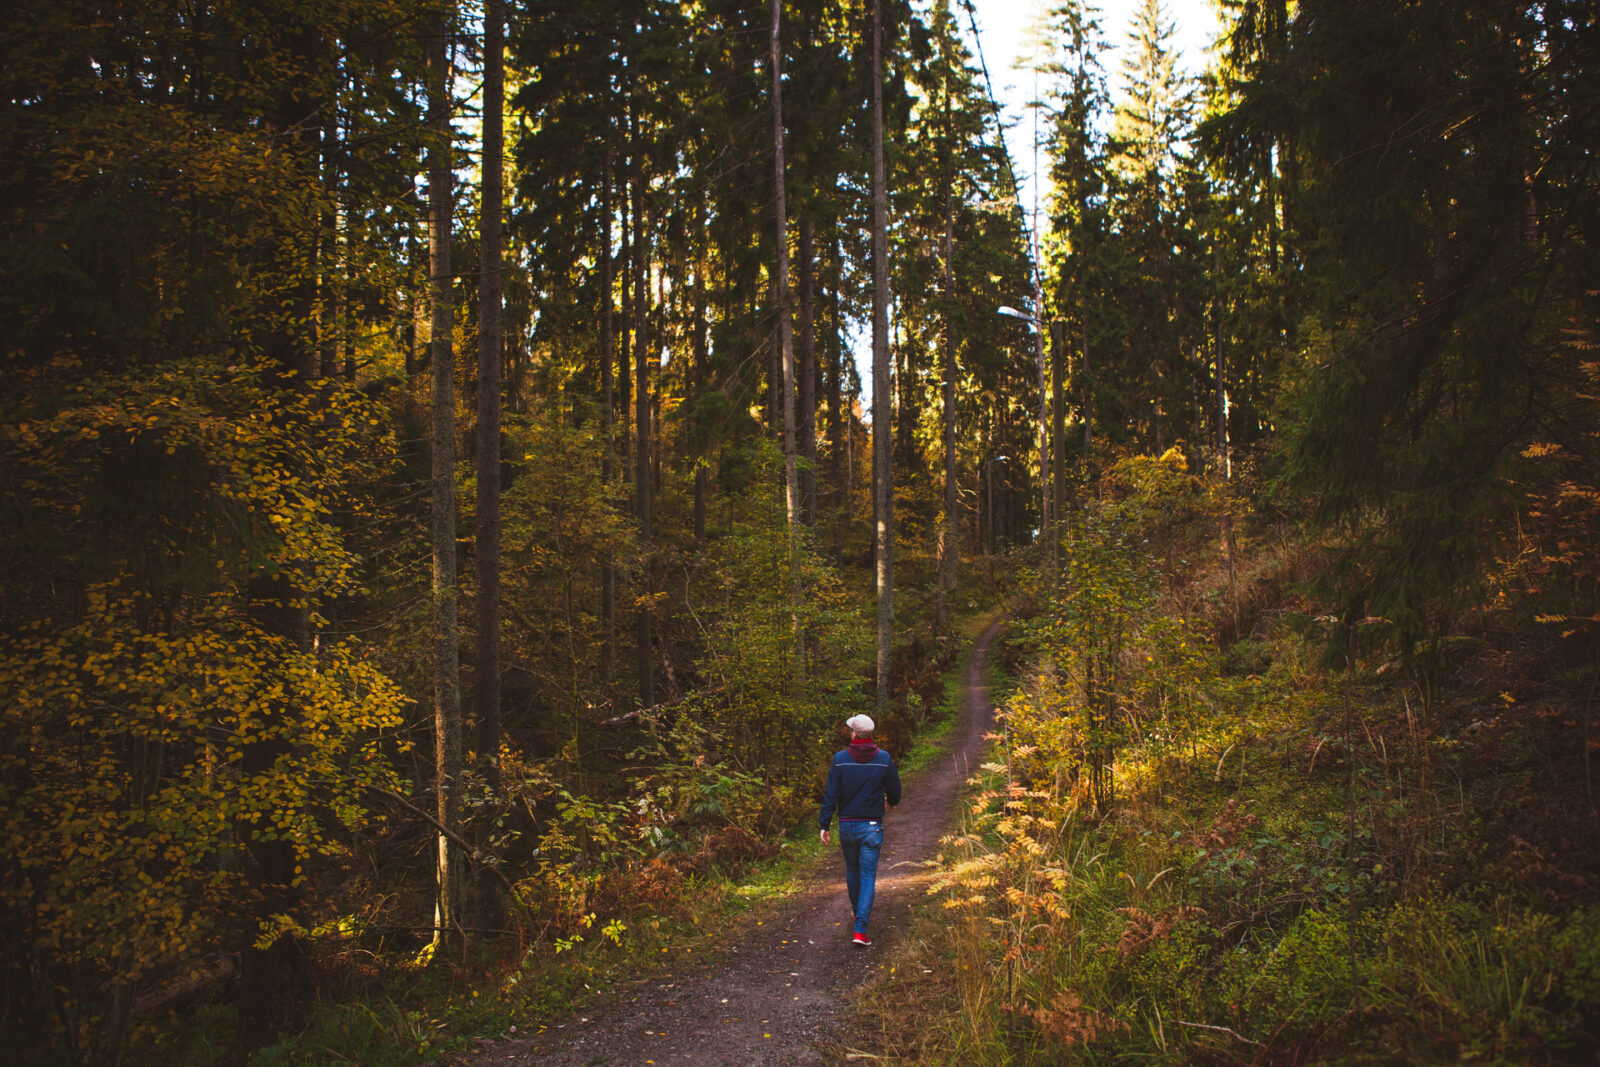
[852,932,872,947]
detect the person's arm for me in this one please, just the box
[884,755,902,808]
[818,759,839,843]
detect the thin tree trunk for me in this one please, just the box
[692,187,709,547]
[238,26,324,1038]
[981,410,991,555]
[938,227,957,627]
[426,11,463,957]
[632,105,653,710]
[619,172,632,477]
[406,281,423,379]
[1215,286,1230,478]
[1081,316,1091,450]
[937,56,956,632]
[894,312,915,473]
[1051,319,1065,522]
[772,0,801,658]
[507,294,526,412]
[769,274,781,441]
[1035,267,1050,547]
[799,212,817,529]
[1002,410,1014,547]
[652,279,663,493]
[600,153,616,682]
[827,234,844,559]
[846,372,855,539]
[473,0,505,934]
[771,0,800,668]
[872,0,893,712]
[322,72,344,382]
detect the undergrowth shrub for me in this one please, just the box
[887,462,1600,1064]
[490,479,869,950]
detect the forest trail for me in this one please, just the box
[468,617,1005,1066]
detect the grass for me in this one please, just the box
[422,598,1010,1067]
[132,574,1013,1066]
[842,575,1600,1064]
[828,635,1019,1064]
[134,815,839,1067]
[897,608,1006,778]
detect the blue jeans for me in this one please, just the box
[838,820,884,933]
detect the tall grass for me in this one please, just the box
[851,461,1600,1063]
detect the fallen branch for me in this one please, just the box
[1176,1020,1264,1048]
[602,684,727,725]
[132,956,236,1016]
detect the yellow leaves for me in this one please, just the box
[1559,328,1598,352]
[1557,484,1600,506]
[1027,990,1128,1046]
[1040,894,1072,921]
[1,583,405,984]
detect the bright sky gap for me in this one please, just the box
[854,0,1223,414]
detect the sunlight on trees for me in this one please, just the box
[3,0,1598,1060]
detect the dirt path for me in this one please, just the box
[473,618,1003,1066]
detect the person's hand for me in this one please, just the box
[819,828,829,845]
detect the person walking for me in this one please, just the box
[818,713,901,946]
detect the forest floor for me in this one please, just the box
[457,617,1005,1067]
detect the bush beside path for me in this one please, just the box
[464,617,1005,1066]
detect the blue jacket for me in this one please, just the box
[818,740,901,827]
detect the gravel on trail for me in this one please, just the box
[463,617,1004,1067]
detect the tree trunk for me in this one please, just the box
[472,0,505,935]
[406,282,424,379]
[693,187,709,547]
[1081,316,1091,450]
[632,104,653,710]
[1035,267,1050,548]
[937,60,956,632]
[321,76,343,382]
[938,221,956,629]
[981,411,991,555]
[894,314,916,474]
[237,25,326,1049]
[769,274,781,442]
[1216,299,1229,478]
[828,236,845,560]
[1051,319,1065,522]
[599,153,617,682]
[426,12,464,958]
[771,0,801,665]
[239,591,311,1048]
[619,172,632,477]
[799,213,817,529]
[871,0,893,713]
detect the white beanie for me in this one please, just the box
[845,714,875,735]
